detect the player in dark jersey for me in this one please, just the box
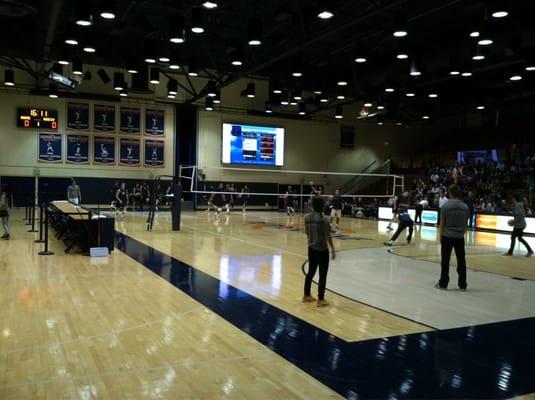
[384,207,414,246]
[386,194,399,231]
[286,186,296,216]
[115,182,129,219]
[330,189,343,229]
[238,186,250,213]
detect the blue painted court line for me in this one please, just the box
[116,232,535,399]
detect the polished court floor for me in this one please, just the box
[1,209,535,399]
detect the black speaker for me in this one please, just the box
[97,68,111,84]
[340,126,354,148]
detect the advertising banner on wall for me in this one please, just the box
[94,104,116,132]
[145,109,165,136]
[119,138,141,166]
[120,107,141,134]
[144,140,165,167]
[38,132,62,163]
[66,134,89,164]
[67,102,90,130]
[93,136,116,164]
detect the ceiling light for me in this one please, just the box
[83,45,96,53]
[397,53,408,60]
[364,101,373,107]
[293,93,302,100]
[48,83,58,98]
[525,66,535,71]
[337,80,348,86]
[450,70,460,76]
[385,87,395,92]
[478,39,493,46]
[113,72,125,90]
[127,67,139,74]
[188,71,198,77]
[58,59,69,65]
[245,82,255,98]
[281,99,289,105]
[317,1,334,20]
[318,10,334,19]
[169,64,180,70]
[377,105,385,110]
[410,59,422,76]
[207,80,217,97]
[320,97,328,103]
[422,115,430,120]
[406,92,415,97]
[169,15,186,43]
[4,69,14,86]
[159,57,170,62]
[75,14,92,26]
[150,68,160,84]
[202,1,218,9]
[144,57,156,63]
[509,75,522,81]
[335,105,343,119]
[337,95,345,100]
[292,71,302,77]
[231,60,243,66]
[205,97,214,111]
[167,79,178,95]
[298,103,306,115]
[491,10,508,18]
[428,93,438,98]
[120,89,128,97]
[393,30,407,38]
[230,49,243,66]
[313,90,322,95]
[100,11,115,19]
[273,89,282,94]
[473,54,485,61]
[72,59,83,75]
[354,57,367,63]
[191,7,205,33]
[461,71,472,77]
[248,19,263,46]
[265,102,273,113]
[290,101,297,106]
[65,39,78,45]
[167,94,176,99]
[213,91,221,103]
[470,31,480,38]
[476,105,485,110]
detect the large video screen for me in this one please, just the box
[222,123,284,166]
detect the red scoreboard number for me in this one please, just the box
[17,107,58,130]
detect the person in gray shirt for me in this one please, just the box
[436,185,469,290]
[303,196,336,307]
[505,193,533,257]
[67,178,82,205]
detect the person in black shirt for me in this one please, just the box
[384,207,414,246]
[115,182,129,219]
[463,191,475,229]
[330,189,343,229]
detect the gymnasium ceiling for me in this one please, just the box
[1,0,535,125]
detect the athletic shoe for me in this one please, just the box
[316,299,328,307]
[386,226,393,231]
[383,241,393,246]
[434,283,447,290]
[527,251,534,258]
[407,238,411,245]
[503,253,513,256]
[302,295,316,303]
[459,286,468,291]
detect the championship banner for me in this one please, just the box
[145,109,165,136]
[120,107,141,134]
[94,104,116,132]
[93,136,116,164]
[66,102,90,130]
[38,132,62,163]
[119,138,141,166]
[66,134,89,164]
[144,140,165,167]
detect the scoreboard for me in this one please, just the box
[17,107,58,129]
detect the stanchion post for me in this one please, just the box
[38,205,54,256]
[28,202,38,232]
[34,203,45,243]
[25,200,31,225]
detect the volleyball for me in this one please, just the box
[508,219,514,226]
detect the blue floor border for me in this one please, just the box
[115,232,535,399]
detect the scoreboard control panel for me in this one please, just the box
[17,107,58,129]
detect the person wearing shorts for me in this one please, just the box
[67,178,82,205]
[386,195,399,231]
[330,189,343,229]
[115,182,128,219]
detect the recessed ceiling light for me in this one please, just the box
[393,30,407,38]
[428,93,438,98]
[397,53,408,60]
[385,87,395,92]
[318,10,334,19]
[293,95,302,100]
[462,72,472,77]
[231,60,243,66]
[281,100,289,105]
[292,72,302,77]
[320,97,328,103]
[58,59,69,65]
[127,68,138,74]
[406,92,415,97]
[273,89,282,94]
[525,66,535,71]
[473,55,485,61]
[65,39,78,46]
[159,57,170,62]
[354,57,367,63]
[170,37,185,44]
[378,122,384,125]
[377,105,385,110]
[202,1,218,9]
[335,115,343,119]
[478,39,493,46]
[290,101,297,105]
[83,46,96,53]
[313,90,322,95]
[470,31,480,38]
[476,105,485,110]
[265,109,273,114]
[410,71,421,76]
[422,115,430,120]
[336,95,345,100]
[100,11,115,19]
[145,58,156,63]
[337,81,348,86]
[192,27,204,34]
[510,75,522,81]
[364,102,373,107]
[76,19,92,27]
[189,71,199,77]
[169,64,180,70]
[491,10,508,18]
[450,70,460,76]
[168,94,176,99]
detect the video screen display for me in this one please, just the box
[457,149,498,164]
[222,123,284,166]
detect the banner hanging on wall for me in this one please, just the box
[119,138,141,166]
[120,107,141,134]
[93,136,116,164]
[145,109,165,136]
[38,132,62,163]
[66,102,90,130]
[94,104,116,132]
[144,140,165,167]
[66,134,89,164]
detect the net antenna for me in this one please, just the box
[178,164,404,211]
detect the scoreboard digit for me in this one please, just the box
[17,107,58,130]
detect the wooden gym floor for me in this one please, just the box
[1,209,534,399]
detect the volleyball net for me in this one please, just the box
[177,165,404,211]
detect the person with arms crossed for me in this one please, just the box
[67,178,82,205]
[504,193,533,257]
[303,196,336,307]
[436,185,469,291]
